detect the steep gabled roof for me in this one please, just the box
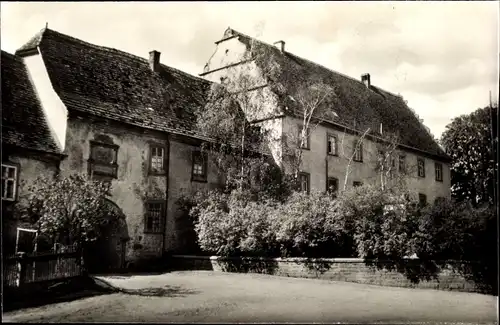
[15,28,215,140]
[1,50,60,154]
[218,28,449,161]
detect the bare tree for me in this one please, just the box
[281,82,340,182]
[197,22,278,191]
[338,127,371,191]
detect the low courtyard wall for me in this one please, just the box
[169,255,491,294]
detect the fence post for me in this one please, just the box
[16,252,27,287]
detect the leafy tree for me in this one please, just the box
[441,105,498,205]
[18,174,121,252]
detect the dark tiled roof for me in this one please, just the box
[221,28,449,161]
[16,28,214,140]
[1,50,60,154]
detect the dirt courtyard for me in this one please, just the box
[2,271,497,323]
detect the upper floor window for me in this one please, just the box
[435,163,443,182]
[297,126,310,150]
[192,150,208,182]
[2,163,18,201]
[398,155,406,173]
[327,134,338,156]
[353,139,363,162]
[327,177,339,196]
[150,145,166,174]
[417,158,425,178]
[88,141,118,180]
[299,172,310,194]
[144,200,165,234]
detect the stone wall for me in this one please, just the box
[169,255,487,294]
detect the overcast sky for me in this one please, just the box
[1,1,498,139]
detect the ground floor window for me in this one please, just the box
[144,201,165,234]
[299,172,310,194]
[327,177,339,196]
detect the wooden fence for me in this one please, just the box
[3,251,83,287]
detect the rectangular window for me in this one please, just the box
[398,155,406,173]
[435,196,445,204]
[353,140,363,162]
[327,134,338,156]
[353,181,363,187]
[88,141,119,179]
[435,163,443,182]
[418,193,427,206]
[150,145,166,174]
[298,126,310,150]
[192,151,208,182]
[417,158,425,178]
[144,201,165,233]
[2,164,18,201]
[327,177,338,196]
[299,172,310,194]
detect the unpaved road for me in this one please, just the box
[2,271,497,323]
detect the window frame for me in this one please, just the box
[326,133,338,156]
[148,143,167,176]
[398,155,406,173]
[299,172,310,194]
[144,200,165,234]
[326,176,339,196]
[2,162,19,202]
[191,150,208,183]
[88,140,119,180]
[418,193,427,206]
[435,162,443,182]
[353,139,363,162]
[297,125,310,150]
[417,157,425,178]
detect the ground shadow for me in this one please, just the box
[3,276,116,312]
[364,259,441,285]
[120,285,200,297]
[303,258,332,275]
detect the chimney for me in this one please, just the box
[149,50,161,72]
[273,40,286,53]
[361,73,371,88]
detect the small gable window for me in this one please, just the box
[2,163,18,201]
[417,158,425,178]
[399,155,406,173]
[88,141,119,180]
[435,163,443,182]
[150,145,166,175]
[327,134,338,156]
[192,150,208,182]
[353,139,363,162]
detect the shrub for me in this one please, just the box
[273,191,353,257]
[336,184,418,260]
[413,198,497,294]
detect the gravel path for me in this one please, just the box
[2,271,497,323]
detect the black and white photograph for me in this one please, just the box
[1,1,498,323]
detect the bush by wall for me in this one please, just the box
[179,184,497,295]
